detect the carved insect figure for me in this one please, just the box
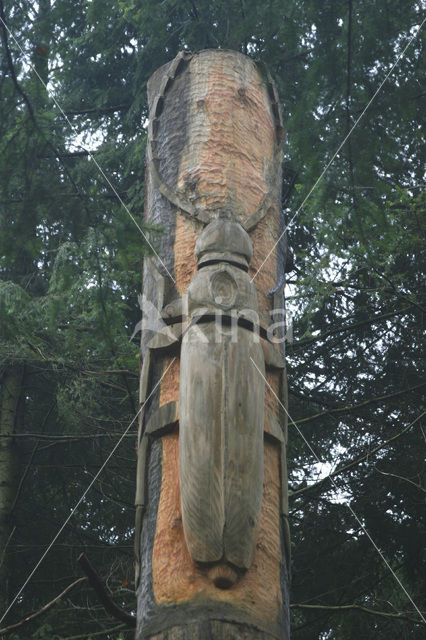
[134,51,289,591]
[179,213,265,579]
[135,211,290,589]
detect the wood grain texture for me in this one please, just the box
[249,212,280,317]
[136,49,289,640]
[159,357,180,407]
[147,620,281,640]
[176,51,276,220]
[153,437,283,630]
[265,370,280,430]
[174,214,200,296]
[179,324,265,567]
[137,439,162,635]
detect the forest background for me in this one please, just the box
[0,1,425,638]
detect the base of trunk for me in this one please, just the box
[146,620,282,639]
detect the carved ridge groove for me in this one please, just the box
[147,50,284,232]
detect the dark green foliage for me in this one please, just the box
[0,0,424,638]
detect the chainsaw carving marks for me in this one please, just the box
[135,49,290,639]
[179,217,265,573]
[147,50,283,233]
[135,217,289,586]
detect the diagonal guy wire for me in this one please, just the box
[0,306,233,622]
[0,357,177,625]
[251,16,426,282]
[0,14,176,284]
[250,356,426,624]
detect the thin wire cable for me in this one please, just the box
[0,356,176,625]
[0,526,16,571]
[251,17,425,283]
[2,3,424,622]
[0,15,176,284]
[250,356,426,624]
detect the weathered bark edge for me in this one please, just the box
[139,603,285,639]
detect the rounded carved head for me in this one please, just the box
[195,212,253,269]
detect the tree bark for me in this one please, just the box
[0,366,23,614]
[135,50,290,640]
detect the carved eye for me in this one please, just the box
[210,270,237,308]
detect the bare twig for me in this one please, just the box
[64,103,130,116]
[293,382,425,426]
[0,433,134,441]
[290,602,423,624]
[0,577,87,636]
[0,527,16,571]
[81,369,138,377]
[374,467,426,494]
[59,623,126,640]
[290,307,410,350]
[291,410,425,497]
[77,553,136,628]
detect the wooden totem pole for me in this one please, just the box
[135,50,291,640]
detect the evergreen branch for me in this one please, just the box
[39,149,100,157]
[292,382,425,426]
[10,400,55,511]
[295,561,406,609]
[63,103,130,116]
[0,1,36,121]
[188,0,199,20]
[345,0,364,245]
[81,369,138,377]
[0,4,93,210]
[373,267,426,314]
[9,442,39,513]
[290,602,423,624]
[0,433,134,440]
[290,307,410,350]
[291,410,425,497]
[59,624,126,640]
[279,50,313,65]
[1,385,423,445]
[1,191,129,202]
[0,577,87,636]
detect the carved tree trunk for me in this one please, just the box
[0,366,23,613]
[135,50,291,640]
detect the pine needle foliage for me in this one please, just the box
[0,1,424,638]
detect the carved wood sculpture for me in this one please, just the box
[135,50,291,640]
[180,214,265,577]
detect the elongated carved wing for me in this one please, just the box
[223,331,264,568]
[179,323,264,568]
[179,323,225,562]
